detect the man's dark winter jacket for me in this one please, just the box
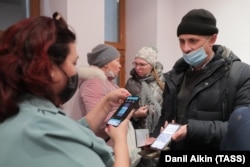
[152,45,250,150]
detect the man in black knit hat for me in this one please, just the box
[145,8,250,162]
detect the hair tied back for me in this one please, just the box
[53,12,61,20]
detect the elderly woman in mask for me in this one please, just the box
[69,44,141,167]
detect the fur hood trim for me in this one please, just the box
[77,65,107,81]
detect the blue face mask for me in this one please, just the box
[182,47,207,67]
[182,38,211,67]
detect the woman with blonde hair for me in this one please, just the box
[125,46,165,167]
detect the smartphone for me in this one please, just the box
[150,123,180,150]
[107,96,140,127]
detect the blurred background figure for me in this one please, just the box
[70,43,141,167]
[220,106,250,150]
[75,44,121,141]
[125,46,165,135]
[125,46,165,167]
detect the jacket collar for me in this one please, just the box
[78,65,107,81]
[18,94,64,115]
[173,45,240,74]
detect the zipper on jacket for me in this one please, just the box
[222,88,229,121]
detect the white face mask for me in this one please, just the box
[105,70,116,79]
[182,38,210,67]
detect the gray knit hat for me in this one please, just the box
[87,44,120,67]
[135,47,157,66]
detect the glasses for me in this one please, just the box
[132,62,149,68]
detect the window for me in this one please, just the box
[0,0,40,36]
[105,0,126,87]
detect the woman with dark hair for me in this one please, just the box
[0,12,131,167]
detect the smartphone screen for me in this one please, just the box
[150,124,180,150]
[107,96,140,127]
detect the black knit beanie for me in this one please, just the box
[177,9,219,36]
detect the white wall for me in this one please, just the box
[126,0,250,77]
[177,0,250,63]
[40,0,104,68]
[40,0,250,79]
[126,0,178,79]
[40,0,67,18]
[39,0,250,113]
[67,0,105,67]
[40,0,105,113]
[157,0,178,72]
[126,0,157,79]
